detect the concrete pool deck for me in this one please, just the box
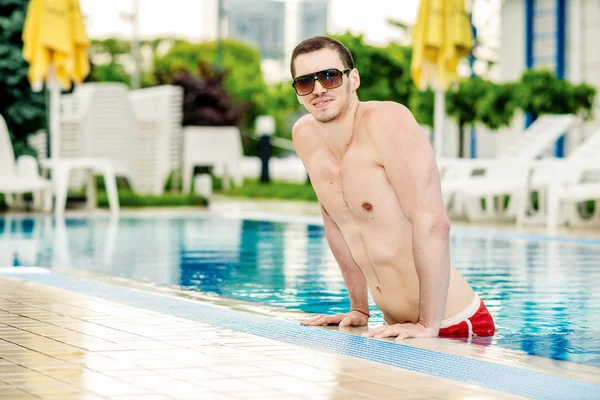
[0,274,535,400]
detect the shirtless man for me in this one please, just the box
[291,36,495,340]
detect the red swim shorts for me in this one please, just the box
[438,294,496,338]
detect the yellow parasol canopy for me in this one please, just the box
[22,0,90,91]
[411,0,473,91]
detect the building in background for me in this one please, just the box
[203,0,331,83]
[496,0,600,155]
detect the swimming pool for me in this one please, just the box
[1,213,599,367]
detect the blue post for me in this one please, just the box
[469,7,477,159]
[555,0,567,157]
[524,0,535,129]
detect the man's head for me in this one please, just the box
[290,36,360,123]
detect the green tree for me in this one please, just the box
[476,81,519,130]
[88,38,132,87]
[90,62,130,85]
[90,38,131,64]
[516,68,596,121]
[154,39,267,127]
[445,76,491,158]
[89,37,175,88]
[331,32,416,107]
[257,82,301,139]
[409,88,434,127]
[0,0,47,157]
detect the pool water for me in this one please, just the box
[1,214,599,366]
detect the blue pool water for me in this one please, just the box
[1,214,599,367]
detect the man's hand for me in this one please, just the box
[362,322,439,341]
[301,310,369,327]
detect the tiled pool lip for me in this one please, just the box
[1,271,598,400]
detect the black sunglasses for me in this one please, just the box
[292,68,351,96]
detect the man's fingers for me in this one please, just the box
[395,328,410,340]
[363,325,408,339]
[300,316,320,325]
[301,314,327,325]
[365,327,395,338]
[306,316,329,326]
[373,328,398,338]
[395,327,415,340]
[339,316,360,327]
[363,323,437,341]
[362,325,388,337]
[303,314,343,326]
[395,333,409,341]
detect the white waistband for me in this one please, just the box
[440,293,481,329]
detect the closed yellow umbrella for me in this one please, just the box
[411,0,473,155]
[437,0,473,89]
[22,0,90,160]
[23,0,90,90]
[411,0,444,90]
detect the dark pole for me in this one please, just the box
[256,116,274,184]
[259,135,272,184]
[216,0,225,71]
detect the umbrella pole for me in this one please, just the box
[48,67,61,162]
[433,87,445,157]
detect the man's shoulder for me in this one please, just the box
[360,101,418,140]
[361,101,413,124]
[291,114,320,161]
[291,114,316,142]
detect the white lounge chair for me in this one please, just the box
[544,130,600,228]
[439,114,580,223]
[0,115,52,212]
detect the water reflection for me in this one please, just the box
[0,215,599,366]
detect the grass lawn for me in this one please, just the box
[96,190,207,208]
[0,191,207,211]
[214,178,318,202]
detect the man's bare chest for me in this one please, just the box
[309,149,400,225]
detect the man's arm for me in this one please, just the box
[367,102,451,337]
[322,206,370,314]
[302,206,370,327]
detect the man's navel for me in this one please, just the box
[361,202,373,212]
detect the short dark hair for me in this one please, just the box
[290,36,354,78]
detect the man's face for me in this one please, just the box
[293,49,356,123]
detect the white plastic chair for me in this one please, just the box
[129,85,184,194]
[182,126,244,193]
[58,83,137,188]
[0,115,52,211]
[39,157,120,216]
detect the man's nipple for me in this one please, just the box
[361,202,373,212]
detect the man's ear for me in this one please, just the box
[351,68,360,91]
